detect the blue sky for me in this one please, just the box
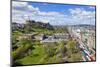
[12,1,96,25]
[29,2,95,13]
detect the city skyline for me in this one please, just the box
[12,1,96,25]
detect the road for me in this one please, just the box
[68,28,95,61]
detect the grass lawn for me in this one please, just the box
[16,45,46,65]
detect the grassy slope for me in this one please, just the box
[16,45,46,65]
[12,24,83,65]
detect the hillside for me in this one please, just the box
[12,20,54,32]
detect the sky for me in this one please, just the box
[12,1,96,25]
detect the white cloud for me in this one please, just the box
[69,8,95,17]
[38,11,61,16]
[12,1,28,8]
[12,1,39,23]
[68,8,95,25]
[28,5,39,12]
[12,1,65,24]
[12,1,95,25]
[69,8,83,15]
[89,6,96,10]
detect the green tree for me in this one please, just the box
[12,39,33,61]
[67,40,78,53]
[55,41,67,57]
[44,45,55,57]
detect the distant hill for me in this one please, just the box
[53,24,95,28]
[26,20,54,30]
[12,22,25,31]
[12,20,54,32]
